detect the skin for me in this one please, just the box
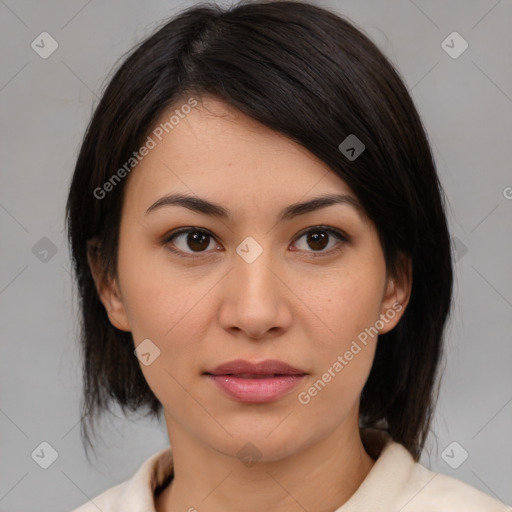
[90,96,411,512]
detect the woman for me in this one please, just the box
[66,1,510,510]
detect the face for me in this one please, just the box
[92,96,410,462]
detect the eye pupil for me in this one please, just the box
[307,231,328,251]
[188,232,209,251]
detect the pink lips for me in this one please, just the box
[204,359,307,403]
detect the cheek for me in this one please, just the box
[296,276,380,414]
[302,264,384,347]
[293,262,384,402]
[117,249,212,407]
[116,236,197,337]
[116,240,218,386]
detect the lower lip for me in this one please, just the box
[206,374,306,403]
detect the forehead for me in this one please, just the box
[122,96,356,216]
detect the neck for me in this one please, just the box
[156,417,375,512]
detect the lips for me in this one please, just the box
[204,359,307,403]
[204,359,306,377]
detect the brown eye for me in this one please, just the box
[165,228,217,256]
[185,231,210,252]
[306,231,329,251]
[293,227,348,255]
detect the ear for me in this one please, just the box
[86,239,131,332]
[378,253,412,335]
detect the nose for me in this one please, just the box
[217,245,293,340]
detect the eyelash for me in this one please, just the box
[162,226,350,260]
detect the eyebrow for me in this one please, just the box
[145,192,364,222]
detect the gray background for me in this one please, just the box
[1,0,511,510]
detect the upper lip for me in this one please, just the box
[205,359,306,376]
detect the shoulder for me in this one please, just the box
[354,430,510,512]
[69,446,173,512]
[393,448,510,511]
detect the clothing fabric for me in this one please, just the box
[71,429,511,511]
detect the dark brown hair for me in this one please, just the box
[66,0,453,462]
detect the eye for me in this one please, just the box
[163,225,349,260]
[163,228,220,259]
[292,226,349,256]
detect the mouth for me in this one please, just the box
[204,358,307,377]
[206,373,299,378]
[203,359,307,403]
